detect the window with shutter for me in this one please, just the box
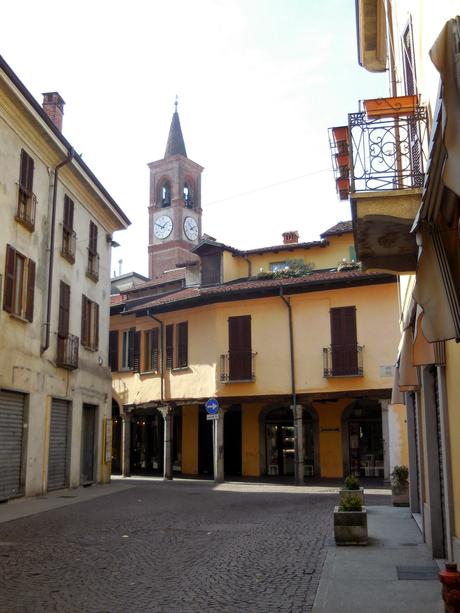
[58,282,70,337]
[177,322,188,368]
[133,330,141,373]
[144,328,160,372]
[62,196,76,262]
[166,324,174,369]
[109,330,119,371]
[87,221,99,281]
[330,306,358,376]
[81,295,99,350]
[17,150,36,231]
[3,244,35,321]
[228,315,252,380]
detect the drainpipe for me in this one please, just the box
[243,256,252,277]
[148,311,164,402]
[279,288,304,485]
[279,288,296,408]
[42,149,74,354]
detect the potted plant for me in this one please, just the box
[339,474,365,506]
[363,94,419,118]
[334,493,368,545]
[391,465,409,507]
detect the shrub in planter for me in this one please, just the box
[334,493,368,546]
[339,474,365,506]
[391,465,409,507]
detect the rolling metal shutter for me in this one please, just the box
[0,391,25,500]
[47,399,70,491]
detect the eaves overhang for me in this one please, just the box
[355,0,387,73]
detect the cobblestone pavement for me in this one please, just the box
[0,480,389,613]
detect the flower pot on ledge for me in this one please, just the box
[363,94,419,118]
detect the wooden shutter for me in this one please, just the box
[58,281,70,336]
[3,244,16,313]
[25,259,35,322]
[228,315,252,380]
[133,331,141,373]
[81,295,89,346]
[63,196,74,231]
[330,306,358,376]
[151,328,159,372]
[89,221,98,255]
[109,330,119,371]
[177,322,188,368]
[19,150,34,192]
[128,327,136,370]
[165,324,174,369]
[201,253,221,285]
[94,302,99,350]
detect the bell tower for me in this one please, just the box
[148,100,204,279]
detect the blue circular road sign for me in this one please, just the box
[205,398,220,415]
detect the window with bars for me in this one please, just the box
[87,221,99,281]
[61,195,76,263]
[81,295,99,350]
[16,149,36,231]
[3,244,35,321]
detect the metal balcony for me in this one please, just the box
[323,345,363,378]
[220,351,256,383]
[57,334,79,370]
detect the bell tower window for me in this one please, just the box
[161,181,171,207]
[183,183,193,209]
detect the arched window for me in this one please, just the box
[161,181,171,207]
[183,182,193,209]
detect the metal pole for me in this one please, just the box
[213,412,224,483]
[160,406,173,480]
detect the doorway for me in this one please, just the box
[81,404,96,484]
[344,401,384,478]
[131,411,164,475]
[111,400,122,474]
[198,406,213,477]
[224,405,242,477]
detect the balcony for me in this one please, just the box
[323,345,363,378]
[220,351,256,383]
[16,185,36,231]
[86,251,99,281]
[57,334,79,370]
[348,97,428,273]
[61,228,76,263]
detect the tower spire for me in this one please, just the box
[164,97,187,158]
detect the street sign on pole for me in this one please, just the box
[205,398,220,415]
[206,414,219,421]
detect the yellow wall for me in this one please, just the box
[445,340,460,539]
[223,250,248,282]
[242,403,263,476]
[182,405,199,475]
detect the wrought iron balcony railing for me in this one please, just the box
[220,351,256,382]
[61,228,76,263]
[323,345,363,378]
[16,185,36,231]
[348,103,428,192]
[87,251,100,281]
[57,333,79,370]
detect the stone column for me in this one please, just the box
[292,404,304,485]
[379,399,390,483]
[121,412,132,478]
[159,406,174,481]
[213,411,224,483]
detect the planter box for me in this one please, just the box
[339,487,365,506]
[364,95,418,118]
[392,484,409,507]
[334,506,368,545]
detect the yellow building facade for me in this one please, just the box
[349,0,460,564]
[111,225,405,483]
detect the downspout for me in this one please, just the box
[42,149,74,353]
[243,256,252,278]
[279,288,296,407]
[148,311,165,403]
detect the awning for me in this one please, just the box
[398,328,420,392]
[412,306,446,365]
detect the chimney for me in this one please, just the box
[42,92,65,131]
[282,231,299,245]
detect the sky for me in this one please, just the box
[2,0,387,277]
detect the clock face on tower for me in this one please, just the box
[154,215,173,239]
[183,216,198,241]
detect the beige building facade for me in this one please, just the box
[0,56,129,499]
